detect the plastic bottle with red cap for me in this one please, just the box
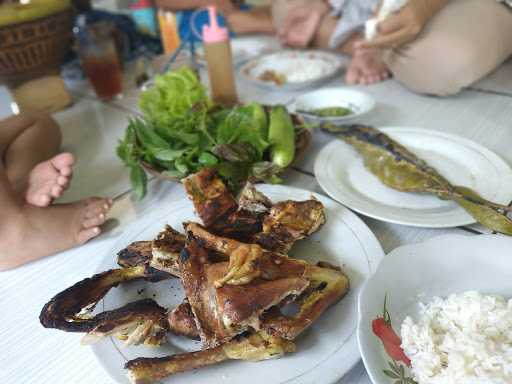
[202,6,238,106]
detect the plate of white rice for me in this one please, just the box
[239,50,347,91]
[357,234,512,384]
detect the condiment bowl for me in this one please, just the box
[289,88,376,126]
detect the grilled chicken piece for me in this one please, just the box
[184,169,326,252]
[40,266,164,332]
[81,299,168,347]
[168,300,199,339]
[255,199,326,253]
[183,168,237,227]
[117,241,154,268]
[125,330,295,384]
[185,223,349,341]
[179,239,309,349]
[150,225,186,277]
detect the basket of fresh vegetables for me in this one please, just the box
[117,67,311,199]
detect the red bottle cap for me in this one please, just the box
[202,6,228,43]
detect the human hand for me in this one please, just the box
[213,0,237,15]
[278,6,323,48]
[356,0,443,50]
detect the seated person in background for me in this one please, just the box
[276,0,512,96]
[0,113,112,271]
[156,0,274,39]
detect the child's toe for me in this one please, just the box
[76,227,101,244]
[83,213,106,229]
[57,175,69,186]
[37,194,52,207]
[51,185,63,198]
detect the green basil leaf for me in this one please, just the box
[198,152,218,166]
[154,148,187,161]
[130,165,147,200]
[174,158,189,174]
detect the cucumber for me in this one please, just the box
[268,106,295,168]
[247,102,268,139]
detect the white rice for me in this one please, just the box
[401,291,512,384]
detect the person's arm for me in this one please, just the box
[156,0,210,11]
[356,0,450,50]
[225,7,275,35]
[156,0,237,13]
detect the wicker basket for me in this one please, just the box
[0,9,74,86]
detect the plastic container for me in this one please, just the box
[157,9,181,54]
[202,6,238,106]
[130,0,158,37]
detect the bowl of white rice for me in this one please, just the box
[357,234,512,384]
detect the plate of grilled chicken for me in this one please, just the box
[40,169,384,384]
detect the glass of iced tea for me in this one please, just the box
[76,21,123,100]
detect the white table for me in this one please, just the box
[2,56,511,384]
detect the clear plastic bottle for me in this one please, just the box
[202,6,238,106]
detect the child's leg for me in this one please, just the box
[0,113,74,206]
[0,112,61,184]
[0,157,112,271]
[0,114,113,271]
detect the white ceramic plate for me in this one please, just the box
[288,88,376,125]
[195,35,280,66]
[357,234,512,384]
[239,50,347,91]
[315,127,512,228]
[90,185,384,384]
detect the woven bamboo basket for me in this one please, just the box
[0,9,73,86]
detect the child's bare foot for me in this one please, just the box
[345,49,390,85]
[0,197,113,270]
[25,153,75,207]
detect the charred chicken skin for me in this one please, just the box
[40,169,350,384]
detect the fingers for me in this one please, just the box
[377,14,404,35]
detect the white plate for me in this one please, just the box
[91,185,384,384]
[195,35,280,66]
[289,88,376,125]
[315,127,512,228]
[239,50,347,91]
[357,234,512,384]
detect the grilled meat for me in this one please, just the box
[81,299,168,346]
[40,266,164,332]
[125,330,295,384]
[179,239,308,349]
[183,168,237,227]
[167,300,199,339]
[185,223,349,340]
[255,199,326,253]
[150,225,186,277]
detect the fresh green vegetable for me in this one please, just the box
[117,67,296,199]
[303,106,353,117]
[268,105,296,168]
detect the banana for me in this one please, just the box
[0,0,71,27]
